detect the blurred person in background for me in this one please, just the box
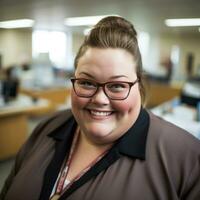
[1,66,19,103]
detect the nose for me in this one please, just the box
[90,87,110,105]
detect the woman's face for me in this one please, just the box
[71,48,141,145]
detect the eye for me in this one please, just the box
[76,79,96,89]
[107,82,128,92]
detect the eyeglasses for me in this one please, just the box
[70,77,139,100]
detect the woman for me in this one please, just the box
[1,16,200,200]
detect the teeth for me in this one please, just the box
[90,110,112,116]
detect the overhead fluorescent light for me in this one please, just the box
[165,18,200,27]
[0,19,35,29]
[64,15,118,26]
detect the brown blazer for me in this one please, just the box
[1,108,200,200]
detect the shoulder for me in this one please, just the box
[146,111,200,197]
[139,110,200,198]
[146,110,200,162]
[0,109,74,195]
[35,109,73,132]
[17,109,73,161]
[147,110,200,150]
[29,109,73,140]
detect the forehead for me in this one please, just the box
[76,48,137,79]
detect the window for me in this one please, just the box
[32,30,73,69]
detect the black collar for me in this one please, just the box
[117,108,149,159]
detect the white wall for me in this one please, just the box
[72,32,84,57]
[157,33,200,78]
[0,29,32,68]
[142,32,200,81]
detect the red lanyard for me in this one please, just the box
[53,128,109,197]
[55,128,79,194]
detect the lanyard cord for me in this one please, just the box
[55,127,80,194]
[51,128,109,198]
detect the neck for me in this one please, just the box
[65,128,112,181]
[76,130,113,156]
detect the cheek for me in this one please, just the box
[112,90,141,113]
[71,91,88,109]
[112,100,132,112]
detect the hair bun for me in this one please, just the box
[94,16,137,36]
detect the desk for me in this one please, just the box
[146,82,181,108]
[151,99,200,139]
[20,87,71,105]
[0,95,53,160]
[0,111,28,160]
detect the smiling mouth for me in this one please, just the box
[88,109,113,117]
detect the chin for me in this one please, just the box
[84,124,115,142]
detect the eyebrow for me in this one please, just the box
[79,72,129,79]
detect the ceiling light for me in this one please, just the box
[64,15,118,26]
[0,19,35,29]
[165,18,200,27]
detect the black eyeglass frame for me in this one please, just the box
[70,77,140,100]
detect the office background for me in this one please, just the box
[0,0,200,190]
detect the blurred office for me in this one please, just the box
[0,0,200,190]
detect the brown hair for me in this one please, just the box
[74,16,146,104]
